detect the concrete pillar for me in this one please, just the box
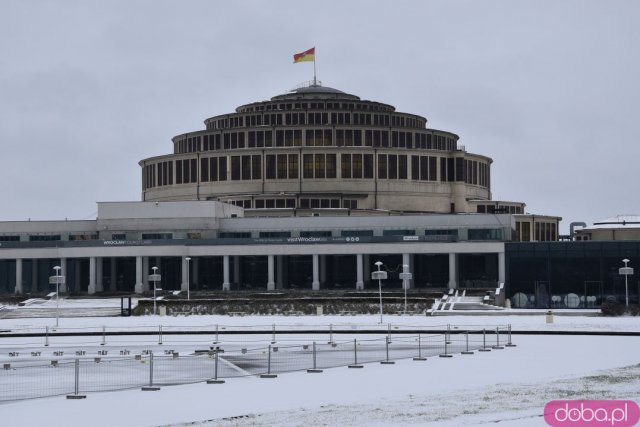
[498,252,506,284]
[276,255,284,289]
[267,255,275,290]
[88,257,97,295]
[233,256,241,288]
[96,257,103,293]
[402,253,414,289]
[312,254,320,290]
[356,254,364,290]
[58,258,69,292]
[448,253,458,289]
[109,257,117,292]
[134,256,144,294]
[222,255,230,291]
[181,256,189,292]
[15,259,23,294]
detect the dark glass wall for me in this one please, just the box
[506,241,640,308]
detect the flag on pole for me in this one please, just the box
[293,47,315,63]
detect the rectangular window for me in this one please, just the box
[398,155,407,179]
[252,155,261,180]
[363,154,373,179]
[303,154,314,178]
[440,157,447,182]
[241,155,251,180]
[218,157,227,181]
[388,154,397,179]
[378,154,387,179]
[326,154,336,178]
[266,154,276,179]
[352,154,363,179]
[420,156,428,180]
[315,154,326,179]
[288,154,298,179]
[231,156,241,181]
[277,154,288,179]
[429,156,437,181]
[176,160,182,184]
[341,153,352,179]
[411,156,419,180]
[201,157,209,182]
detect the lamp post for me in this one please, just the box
[371,261,387,324]
[619,259,634,307]
[150,266,162,315]
[399,264,413,314]
[49,266,65,327]
[185,257,191,300]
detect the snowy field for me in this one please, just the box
[1,299,639,426]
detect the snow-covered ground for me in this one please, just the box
[1,299,639,426]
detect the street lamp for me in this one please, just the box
[399,264,413,314]
[619,259,634,307]
[49,266,65,327]
[185,257,191,300]
[371,261,387,324]
[149,266,162,315]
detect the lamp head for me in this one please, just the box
[53,265,61,272]
[186,257,191,261]
[152,266,158,272]
[374,261,383,267]
[623,258,630,263]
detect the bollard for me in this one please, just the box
[478,328,491,352]
[260,345,277,378]
[207,351,225,384]
[348,338,363,368]
[506,324,517,347]
[101,325,106,346]
[271,324,276,344]
[413,334,426,361]
[462,330,474,355]
[307,341,323,373]
[66,358,87,399]
[381,336,395,364]
[158,325,163,345]
[492,326,504,349]
[142,351,160,391]
[45,326,49,347]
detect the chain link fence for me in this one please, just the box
[1,325,514,402]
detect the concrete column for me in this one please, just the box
[60,259,67,293]
[96,257,103,293]
[448,253,458,289]
[498,252,506,284]
[356,254,364,290]
[181,256,189,292]
[312,254,320,290]
[276,255,284,289]
[222,255,230,291]
[15,259,23,294]
[402,253,414,289]
[109,257,117,292]
[267,255,275,290]
[233,256,241,288]
[88,257,97,295]
[134,256,144,294]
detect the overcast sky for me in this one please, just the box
[1,0,638,234]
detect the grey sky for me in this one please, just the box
[1,0,638,234]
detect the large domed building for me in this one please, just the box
[140,83,519,216]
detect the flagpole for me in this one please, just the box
[313,48,317,86]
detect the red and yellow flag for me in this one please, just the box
[293,47,315,63]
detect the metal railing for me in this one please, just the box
[0,325,514,402]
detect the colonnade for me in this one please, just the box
[7,251,506,294]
